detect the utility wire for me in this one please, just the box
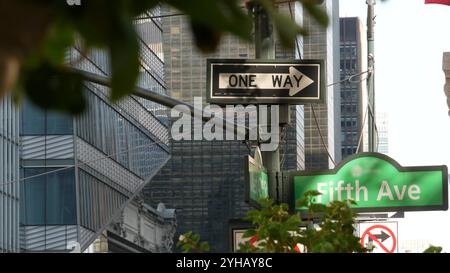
[2,105,269,187]
[145,4,375,164]
[279,125,289,169]
[0,136,173,187]
[286,4,373,159]
[137,13,185,20]
[365,66,380,153]
[328,69,371,87]
[7,4,376,185]
[310,104,337,167]
[356,105,369,153]
[286,3,338,168]
[369,107,380,152]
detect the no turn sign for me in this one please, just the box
[359,222,398,253]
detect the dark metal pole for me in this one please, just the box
[367,0,376,152]
[252,3,282,204]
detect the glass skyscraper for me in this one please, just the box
[303,0,341,170]
[144,3,305,252]
[339,17,365,159]
[1,8,169,252]
[0,97,20,252]
[376,112,389,154]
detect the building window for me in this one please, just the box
[21,100,73,135]
[21,168,76,225]
[21,100,45,135]
[22,170,46,225]
[46,110,73,134]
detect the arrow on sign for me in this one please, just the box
[368,230,390,243]
[218,67,315,97]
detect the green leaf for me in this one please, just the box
[183,244,191,253]
[190,21,222,53]
[43,24,75,66]
[109,16,140,101]
[423,245,443,253]
[243,229,257,239]
[166,0,253,51]
[128,0,160,16]
[271,12,307,49]
[300,0,329,28]
[200,242,210,252]
[310,203,326,213]
[305,190,322,197]
[193,234,200,243]
[26,19,76,68]
[296,198,308,208]
[20,64,86,114]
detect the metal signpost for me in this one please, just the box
[287,152,448,213]
[244,154,269,208]
[206,59,325,105]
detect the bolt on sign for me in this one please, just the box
[206,59,325,104]
[288,153,448,212]
[244,155,269,208]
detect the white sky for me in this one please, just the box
[339,0,450,252]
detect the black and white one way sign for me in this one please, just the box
[206,59,325,104]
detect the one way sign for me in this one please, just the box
[206,59,325,105]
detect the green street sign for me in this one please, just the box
[289,153,448,212]
[245,155,269,208]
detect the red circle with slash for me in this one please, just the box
[360,224,397,253]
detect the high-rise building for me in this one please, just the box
[303,0,341,170]
[1,8,170,253]
[339,17,365,159]
[376,112,389,154]
[278,4,306,172]
[400,239,433,253]
[144,3,305,252]
[0,97,20,252]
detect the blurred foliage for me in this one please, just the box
[239,191,368,253]
[177,194,444,254]
[423,245,443,253]
[0,0,329,114]
[238,198,304,253]
[179,191,368,253]
[176,231,210,253]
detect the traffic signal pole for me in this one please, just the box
[253,3,283,204]
[367,0,376,152]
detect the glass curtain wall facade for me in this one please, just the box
[277,2,306,172]
[340,17,364,159]
[303,0,341,170]
[18,8,170,252]
[0,97,20,252]
[376,112,389,154]
[143,3,304,252]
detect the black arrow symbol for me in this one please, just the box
[368,231,390,243]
